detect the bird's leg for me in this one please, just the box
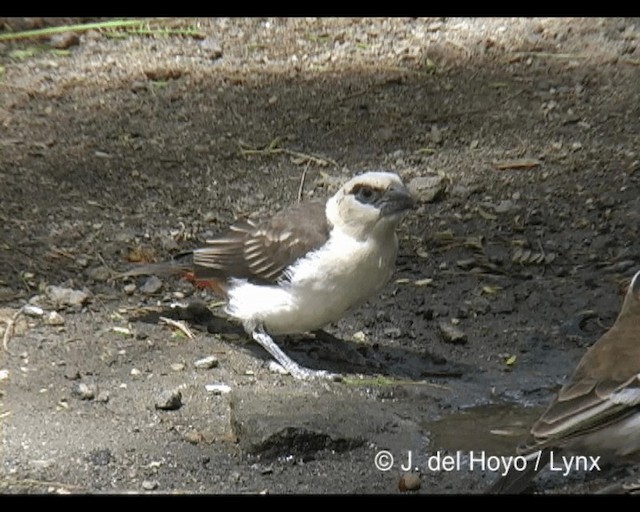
[251,329,341,380]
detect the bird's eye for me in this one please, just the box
[353,185,378,204]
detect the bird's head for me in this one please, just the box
[326,172,414,240]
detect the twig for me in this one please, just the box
[2,308,23,354]
[2,307,23,353]
[159,316,195,339]
[511,51,588,60]
[297,164,310,203]
[238,139,337,167]
[0,19,146,41]
[621,57,640,66]
[0,477,84,492]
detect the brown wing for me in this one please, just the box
[193,200,331,285]
[522,375,640,454]
[521,289,640,454]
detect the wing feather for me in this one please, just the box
[193,200,331,284]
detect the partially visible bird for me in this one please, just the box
[118,171,414,379]
[487,270,640,493]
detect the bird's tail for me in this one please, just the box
[114,251,227,295]
[113,251,194,280]
[485,449,551,494]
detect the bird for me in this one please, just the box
[487,269,640,493]
[118,171,415,380]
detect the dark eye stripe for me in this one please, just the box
[351,184,382,205]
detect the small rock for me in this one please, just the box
[205,383,231,395]
[352,331,367,343]
[494,200,514,214]
[22,305,44,317]
[456,258,476,270]
[439,322,467,345]
[96,391,110,403]
[49,32,80,49]
[85,266,111,282]
[71,382,97,400]
[130,368,142,377]
[75,256,90,268]
[408,175,446,203]
[184,430,203,444]
[45,285,91,308]
[0,369,9,382]
[170,363,185,372]
[155,389,182,410]
[145,68,182,81]
[46,311,65,326]
[123,283,137,295]
[29,459,55,470]
[131,80,147,93]
[450,183,481,198]
[383,327,403,338]
[140,276,163,295]
[194,355,219,370]
[141,480,158,491]
[399,472,421,491]
[63,368,81,380]
[429,124,443,144]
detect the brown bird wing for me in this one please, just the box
[193,200,331,285]
[520,273,640,453]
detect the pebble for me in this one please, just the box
[399,472,421,492]
[140,276,163,295]
[184,430,202,444]
[194,356,219,370]
[438,322,468,345]
[205,383,231,395]
[96,391,110,403]
[131,80,147,93]
[141,480,159,491]
[71,382,97,400]
[383,327,403,338]
[408,175,446,203]
[155,389,182,410]
[22,305,44,317]
[85,266,111,282]
[75,256,90,268]
[170,363,186,372]
[46,311,65,326]
[63,368,81,380]
[352,331,367,343]
[45,285,91,308]
[49,32,80,49]
[123,283,137,295]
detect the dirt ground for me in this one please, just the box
[1,17,639,495]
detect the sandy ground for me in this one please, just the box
[1,17,639,494]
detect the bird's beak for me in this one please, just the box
[380,184,415,216]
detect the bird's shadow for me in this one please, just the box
[129,300,467,381]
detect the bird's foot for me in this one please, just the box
[252,330,341,381]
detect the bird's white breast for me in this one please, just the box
[225,229,398,335]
